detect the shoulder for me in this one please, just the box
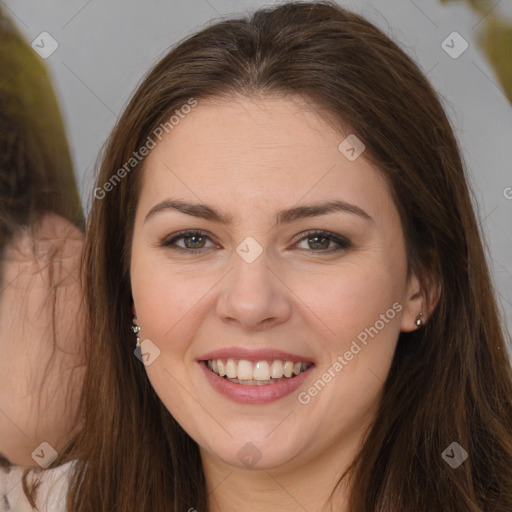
[32,461,75,512]
[0,460,75,512]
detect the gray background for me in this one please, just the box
[3,0,511,340]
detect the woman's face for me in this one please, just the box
[130,94,424,472]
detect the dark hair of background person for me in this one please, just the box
[0,6,85,471]
[0,8,85,257]
[29,1,512,510]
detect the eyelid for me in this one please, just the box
[160,229,352,253]
[293,229,352,251]
[160,229,219,251]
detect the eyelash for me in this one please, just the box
[160,229,352,254]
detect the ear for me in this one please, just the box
[400,269,441,332]
[131,302,137,318]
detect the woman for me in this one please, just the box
[23,1,512,510]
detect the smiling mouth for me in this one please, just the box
[204,358,313,385]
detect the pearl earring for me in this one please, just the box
[415,311,424,327]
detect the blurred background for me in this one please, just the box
[1,0,511,338]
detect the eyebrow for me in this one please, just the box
[144,198,373,227]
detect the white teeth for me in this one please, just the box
[253,361,270,381]
[226,358,237,378]
[207,358,312,382]
[270,360,284,378]
[237,360,253,380]
[283,361,294,378]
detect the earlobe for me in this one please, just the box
[399,270,441,333]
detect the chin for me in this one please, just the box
[198,429,307,472]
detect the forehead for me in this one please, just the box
[146,94,345,168]
[138,94,393,222]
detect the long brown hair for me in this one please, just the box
[44,1,512,510]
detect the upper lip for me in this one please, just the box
[198,346,315,363]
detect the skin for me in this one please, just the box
[130,94,438,511]
[0,213,86,467]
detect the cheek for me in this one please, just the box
[131,247,406,347]
[297,259,404,350]
[130,255,208,351]
[293,264,404,431]
[130,258,206,429]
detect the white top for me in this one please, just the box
[0,461,73,512]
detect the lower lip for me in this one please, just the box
[199,361,314,404]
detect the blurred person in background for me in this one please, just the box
[0,6,86,472]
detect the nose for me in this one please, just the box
[215,252,292,332]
